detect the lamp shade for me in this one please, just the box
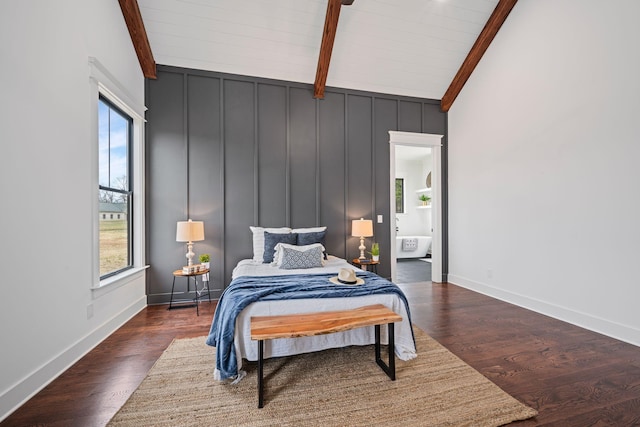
[176,219,205,242]
[351,218,373,237]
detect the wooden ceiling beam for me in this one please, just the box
[118,0,157,79]
[313,0,344,99]
[440,0,517,112]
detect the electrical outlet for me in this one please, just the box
[87,304,94,319]
[487,269,493,279]
[377,215,383,223]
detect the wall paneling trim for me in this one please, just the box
[145,66,447,302]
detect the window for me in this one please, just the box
[90,57,146,290]
[395,178,405,214]
[99,96,133,278]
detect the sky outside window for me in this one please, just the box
[99,99,129,189]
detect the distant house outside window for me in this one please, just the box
[98,96,133,278]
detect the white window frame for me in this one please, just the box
[89,57,147,291]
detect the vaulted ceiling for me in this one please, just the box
[126,0,516,111]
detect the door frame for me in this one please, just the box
[389,131,443,283]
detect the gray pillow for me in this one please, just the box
[297,230,327,259]
[263,231,297,263]
[280,245,324,269]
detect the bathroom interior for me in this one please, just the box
[394,145,433,283]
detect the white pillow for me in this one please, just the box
[250,226,291,262]
[272,242,325,267]
[291,226,327,233]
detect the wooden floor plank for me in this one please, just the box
[3,282,640,426]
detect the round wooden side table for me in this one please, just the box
[351,258,379,274]
[169,268,211,315]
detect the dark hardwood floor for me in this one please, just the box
[3,282,640,426]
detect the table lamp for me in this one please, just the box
[351,218,373,259]
[176,219,205,266]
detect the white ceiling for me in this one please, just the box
[137,0,498,100]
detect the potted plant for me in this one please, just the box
[199,253,210,271]
[419,194,431,206]
[369,243,380,262]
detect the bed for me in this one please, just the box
[206,227,416,381]
[206,227,417,382]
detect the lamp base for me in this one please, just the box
[358,236,366,259]
[185,242,194,266]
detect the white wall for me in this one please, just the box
[0,1,146,420]
[448,0,640,346]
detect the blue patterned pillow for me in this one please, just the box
[279,245,324,269]
[263,231,297,263]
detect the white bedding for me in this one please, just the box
[232,255,356,279]
[221,256,416,380]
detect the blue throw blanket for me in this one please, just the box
[206,270,413,380]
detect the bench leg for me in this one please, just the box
[375,323,396,381]
[258,340,264,408]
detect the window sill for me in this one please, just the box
[92,265,149,298]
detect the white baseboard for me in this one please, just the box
[447,274,640,348]
[0,296,147,422]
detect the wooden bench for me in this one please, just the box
[250,304,402,408]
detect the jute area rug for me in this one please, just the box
[108,328,537,426]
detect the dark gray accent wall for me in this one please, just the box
[145,65,447,303]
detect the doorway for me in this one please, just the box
[389,131,443,283]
